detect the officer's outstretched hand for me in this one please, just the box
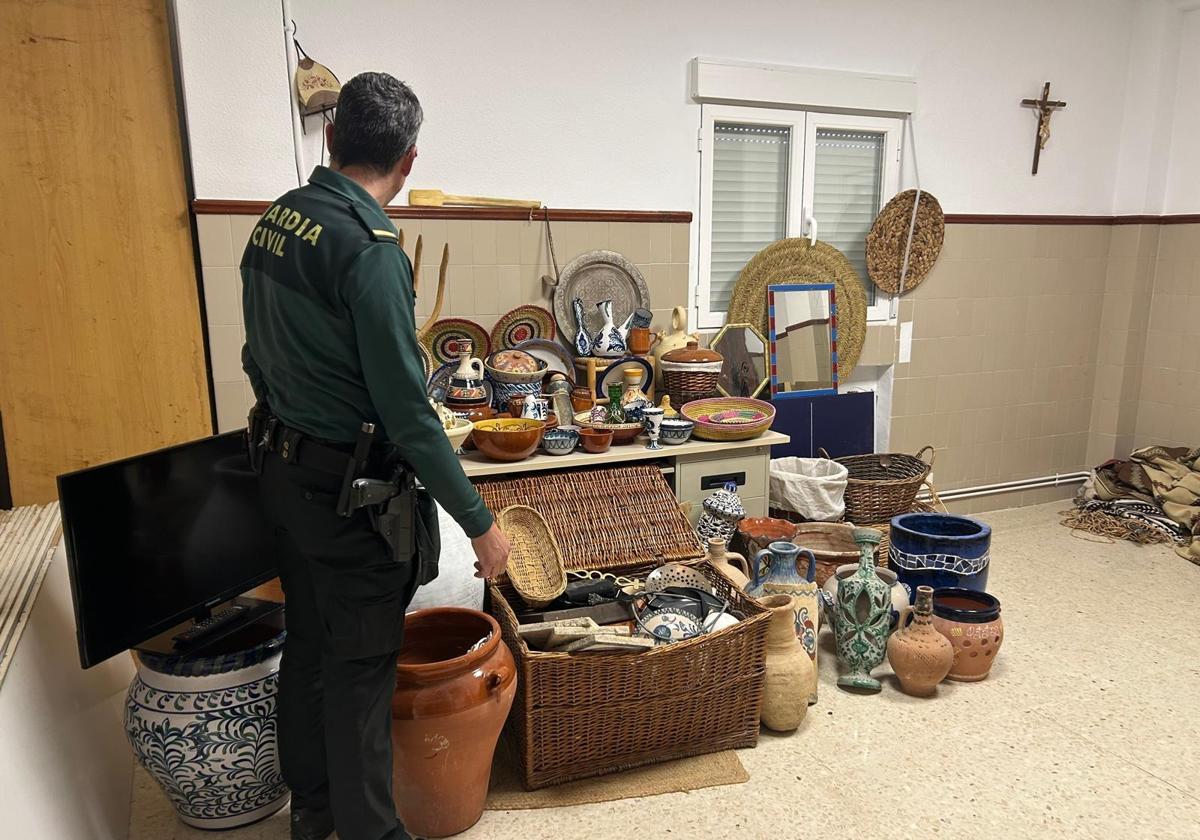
[472,523,512,579]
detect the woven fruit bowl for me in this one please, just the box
[573,411,643,445]
[681,397,775,442]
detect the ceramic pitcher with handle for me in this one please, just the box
[748,541,820,703]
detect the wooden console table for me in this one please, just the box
[459,430,789,524]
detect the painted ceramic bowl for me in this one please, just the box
[659,417,694,445]
[636,607,703,643]
[888,513,991,593]
[541,427,579,455]
[573,412,643,445]
[931,588,1003,682]
[485,350,546,383]
[578,428,613,454]
[490,379,543,410]
[470,418,545,462]
[735,516,796,558]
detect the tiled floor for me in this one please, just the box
[129,502,1200,840]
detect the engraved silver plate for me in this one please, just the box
[552,250,651,347]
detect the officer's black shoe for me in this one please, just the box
[290,806,335,840]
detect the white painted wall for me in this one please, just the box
[0,543,135,840]
[175,0,1188,215]
[1163,10,1200,214]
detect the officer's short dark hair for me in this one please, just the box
[331,72,423,174]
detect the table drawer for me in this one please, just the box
[675,448,770,504]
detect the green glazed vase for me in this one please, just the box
[833,528,891,692]
[604,383,626,423]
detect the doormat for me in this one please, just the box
[485,739,749,810]
[0,502,61,689]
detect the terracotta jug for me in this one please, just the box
[650,306,700,389]
[758,595,814,732]
[748,541,820,703]
[705,537,751,590]
[886,585,954,696]
[391,608,516,838]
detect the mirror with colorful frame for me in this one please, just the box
[711,322,769,399]
[767,283,838,399]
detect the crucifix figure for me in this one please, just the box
[1021,82,1066,175]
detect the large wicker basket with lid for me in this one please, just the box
[479,464,770,789]
[659,340,723,408]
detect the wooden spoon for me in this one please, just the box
[418,243,449,338]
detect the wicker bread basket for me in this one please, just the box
[497,505,567,608]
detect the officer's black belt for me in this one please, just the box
[262,421,367,477]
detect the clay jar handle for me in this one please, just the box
[467,358,484,379]
[751,548,772,590]
[485,663,514,703]
[724,549,751,579]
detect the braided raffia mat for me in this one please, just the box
[866,189,945,295]
[725,238,867,379]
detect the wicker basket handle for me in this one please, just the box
[817,447,832,460]
[914,445,936,468]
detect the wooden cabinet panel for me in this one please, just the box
[0,0,211,503]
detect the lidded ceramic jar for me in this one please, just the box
[696,481,746,543]
[660,340,723,407]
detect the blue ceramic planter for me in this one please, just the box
[887,513,991,593]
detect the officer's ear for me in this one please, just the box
[398,145,417,177]
[324,121,336,160]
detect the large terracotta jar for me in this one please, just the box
[758,595,815,732]
[392,608,516,838]
[930,588,1004,682]
[886,585,954,696]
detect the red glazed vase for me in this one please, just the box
[391,608,517,838]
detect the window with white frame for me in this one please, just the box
[697,104,902,330]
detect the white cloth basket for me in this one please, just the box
[769,457,848,522]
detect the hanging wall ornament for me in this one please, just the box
[293,33,341,119]
[866,190,944,296]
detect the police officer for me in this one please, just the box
[240,72,511,840]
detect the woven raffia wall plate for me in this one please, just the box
[866,190,945,295]
[725,238,867,379]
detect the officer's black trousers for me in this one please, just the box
[260,453,416,840]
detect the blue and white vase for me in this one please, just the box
[572,298,593,356]
[590,300,629,357]
[696,481,746,543]
[125,634,289,830]
[888,513,991,593]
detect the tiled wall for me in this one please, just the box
[889,225,1112,512]
[195,214,690,432]
[1136,224,1200,447]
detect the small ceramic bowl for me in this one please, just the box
[443,417,474,452]
[470,418,545,462]
[579,428,613,454]
[659,417,695,445]
[541,427,579,456]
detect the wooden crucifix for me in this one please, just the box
[1021,82,1066,175]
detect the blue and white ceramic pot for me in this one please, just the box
[888,513,991,593]
[125,634,288,829]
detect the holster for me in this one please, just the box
[246,402,275,474]
[368,473,441,587]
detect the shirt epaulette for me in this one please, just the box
[350,203,400,244]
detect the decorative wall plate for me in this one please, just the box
[513,337,574,379]
[422,318,491,366]
[595,355,654,399]
[552,250,650,347]
[417,341,434,380]
[490,304,556,349]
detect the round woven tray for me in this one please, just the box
[866,190,945,295]
[725,238,867,380]
[497,505,567,608]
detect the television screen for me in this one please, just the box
[59,431,278,668]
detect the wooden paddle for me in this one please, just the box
[411,234,423,294]
[409,189,541,209]
[417,243,449,338]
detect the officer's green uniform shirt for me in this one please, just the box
[240,165,493,538]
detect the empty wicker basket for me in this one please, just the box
[497,505,567,608]
[827,446,935,524]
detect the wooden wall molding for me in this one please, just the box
[195,199,1200,227]
[945,213,1200,226]
[192,198,692,224]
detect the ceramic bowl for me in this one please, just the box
[735,517,797,558]
[541,427,579,455]
[636,607,703,643]
[659,417,695,445]
[573,411,643,445]
[470,418,545,462]
[485,350,547,383]
[579,428,613,454]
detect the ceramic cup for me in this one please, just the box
[579,428,613,454]
[541,427,580,456]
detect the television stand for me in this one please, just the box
[134,596,284,659]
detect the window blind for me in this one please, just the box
[811,128,884,304]
[709,123,789,313]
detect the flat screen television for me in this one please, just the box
[59,431,280,668]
